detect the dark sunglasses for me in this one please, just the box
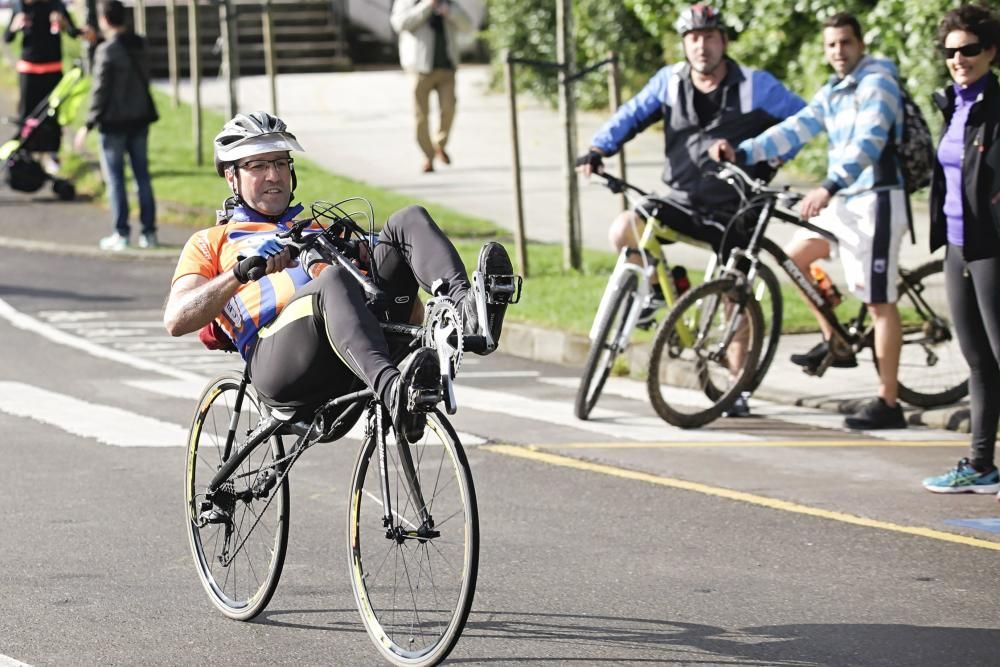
[940,43,985,59]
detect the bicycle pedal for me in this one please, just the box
[485,274,523,305]
[408,387,442,413]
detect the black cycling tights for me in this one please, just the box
[249,205,472,411]
[945,245,1000,470]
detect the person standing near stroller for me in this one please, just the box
[74,0,158,251]
[4,0,80,175]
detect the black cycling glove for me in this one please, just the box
[575,149,604,172]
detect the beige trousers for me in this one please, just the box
[412,68,456,160]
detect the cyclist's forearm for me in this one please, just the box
[164,272,241,337]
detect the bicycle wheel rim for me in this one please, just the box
[575,273,638,419]
[185,373,289,621]
[349,410,478,666]
[647,279,763,428]
[885,259,969,407]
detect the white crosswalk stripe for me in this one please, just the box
[4,304,967,444]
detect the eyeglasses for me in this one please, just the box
[940,43,985,59]
[238,158,293,174]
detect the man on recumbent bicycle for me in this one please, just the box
[575,4,805,416]
[163,111,518,443]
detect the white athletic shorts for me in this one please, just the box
[792,188,910,304]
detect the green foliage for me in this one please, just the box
[485,0,664,108]
[486,0,958,179]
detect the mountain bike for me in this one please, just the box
[648,162,968,427]
[184,203,520,666]
[574,172,784,421]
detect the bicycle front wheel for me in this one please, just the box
[575,272,639,420]
[349,410,479,667]
[746,260,783,393]
[648,278,764,428]
[185,372,289,621]
[879,259,969,407]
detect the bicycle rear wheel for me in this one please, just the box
[648,278,764,428]
[575,272,639,420]
[185,372,289,621]
[349,410,478,667]
[876,259,969,407]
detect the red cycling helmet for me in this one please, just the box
[675,4,727,36]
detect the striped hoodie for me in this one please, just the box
[736,55,904,198]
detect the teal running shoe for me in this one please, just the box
[922,458,1000,494]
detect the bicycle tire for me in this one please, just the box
[647,278,764,428]
[349,409,479,667]
[185,372,289,621]
[873,259,969,408]
[575,272,640,420]
[746,260,783,394]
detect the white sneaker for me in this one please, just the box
[138,232,158,249]
[99,233,128,251]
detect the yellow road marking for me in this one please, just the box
[528,439,966,449]
[484,444,1000,552]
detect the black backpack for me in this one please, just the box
[896,84,934,194]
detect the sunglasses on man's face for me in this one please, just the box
[941,42,985,59]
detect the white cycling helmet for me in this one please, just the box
[675,4,727,36]
[213,111,304,176]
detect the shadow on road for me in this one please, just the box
[447,610,999,665]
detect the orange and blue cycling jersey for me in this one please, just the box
[172,203,323,358]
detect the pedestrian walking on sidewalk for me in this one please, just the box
[75,0,159,252]
[710,12,910,430]
[920,4,1000,498]
[390,0,473,174]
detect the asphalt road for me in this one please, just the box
[1,245,998,666]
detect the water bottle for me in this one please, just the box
[810,265,842,307]
[671,265,690,296]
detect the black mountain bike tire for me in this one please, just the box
[874,259,969,408]
[647,277,764,428]
[575,272,640,420]
[348,410,479,667]
[746,259,783,393]
[185,372,290,621]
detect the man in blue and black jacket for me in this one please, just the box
[577,3,804,416]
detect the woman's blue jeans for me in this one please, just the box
[98,126,156,237]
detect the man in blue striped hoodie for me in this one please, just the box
[711,12,910,430]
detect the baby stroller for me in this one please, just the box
[0,64,89,201]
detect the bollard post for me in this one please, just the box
[261,0,278,116]
[503,52,529,278]
[607,51,627,211]
[166,0,179,107]
[555,0,581,272]
[219,0,240,118]
[188,0,203,165]
[133,0,146,34]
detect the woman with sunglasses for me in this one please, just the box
[922,4,1000,498]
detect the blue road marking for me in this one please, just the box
[944,518,1000,534]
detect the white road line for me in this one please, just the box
[0,298,205,383]
[0,382,188,448]
[537,376,966,441]
[125,379,487,445]
[453,384,759,442]
[0,654,32,667]
[48,321,165,329]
